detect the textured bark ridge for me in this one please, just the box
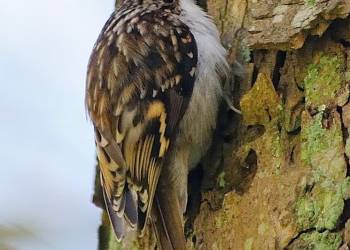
[95,0,350,249]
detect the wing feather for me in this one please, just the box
[86,5,198,240]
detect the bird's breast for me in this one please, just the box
[175,0,229,169]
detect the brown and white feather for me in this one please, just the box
[86,0,197,241]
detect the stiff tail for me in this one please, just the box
[151,177,187,250]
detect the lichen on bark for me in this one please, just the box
[287,231,342,250]
[186,0,350,248]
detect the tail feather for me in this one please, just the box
[152,197,174,250]
[152,178,187,250]
[124,189,138,228]
[102,188,125,241]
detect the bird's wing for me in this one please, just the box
[85,8,197,240]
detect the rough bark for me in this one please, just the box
[94,0,350,249]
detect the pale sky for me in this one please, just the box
[0,0,115,249]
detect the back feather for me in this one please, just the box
[86,1,197,244]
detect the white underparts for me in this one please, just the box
[166,0,229,212]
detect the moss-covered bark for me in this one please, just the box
[95,0,350,249]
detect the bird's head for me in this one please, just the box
[119,0,180,7]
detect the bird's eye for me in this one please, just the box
[164,0,174,4]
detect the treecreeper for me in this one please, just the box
[85,0,230,248]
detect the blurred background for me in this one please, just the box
[0,0,115,249]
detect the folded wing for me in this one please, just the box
[85,8,197,240]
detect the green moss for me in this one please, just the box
[217,171,226,188]
[295,197,317,229]
[240,73,280,126]
[304,55,343,108]
[269,123,283,173]
[244,237,254,250]
[240,41,251,63]
[108,233,123,250]
[98,212,123,250]
[240,73,284,173]
[301,112,327,165]
[301,111,343,173]
[271,125,282,159]
[306,0,316,7]
[215,215,224,228]
[313,183,344,230]
[290,231,342,250]
[301,110,346,180]
[341,177,350,200]
[258,223,268,235]
[297,103,347,232]
[295,178,348,231]
[98,222,110,250]
[345,71,350,82]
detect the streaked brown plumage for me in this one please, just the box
[86,0,197,248]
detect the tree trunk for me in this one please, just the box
[94,0,350,249]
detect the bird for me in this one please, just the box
[85,0,229,248]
